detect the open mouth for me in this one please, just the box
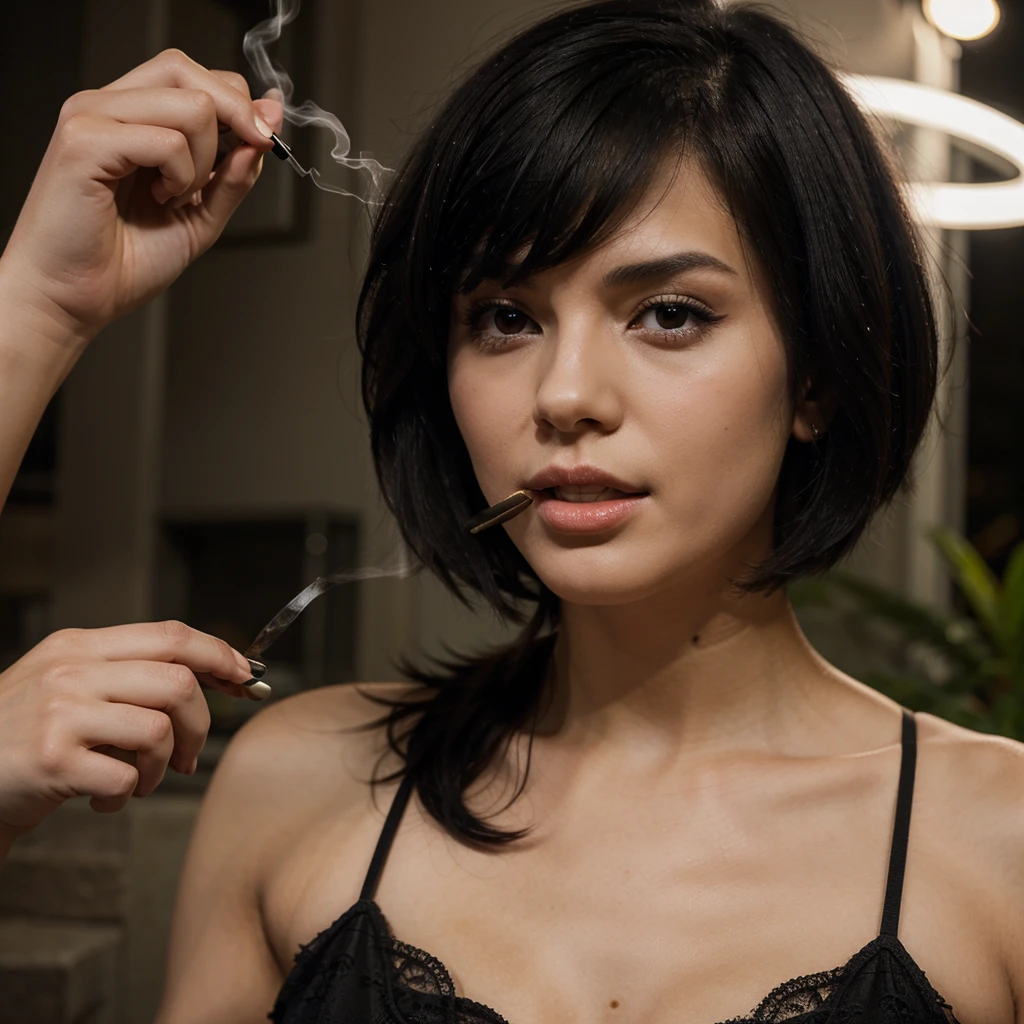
[541,486,649,503]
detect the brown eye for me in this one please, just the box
[492,307,530,335]
[653,304,691,329]
[633,297,721,339]
[461,300,541,347]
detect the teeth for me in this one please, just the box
[552,485,625,502]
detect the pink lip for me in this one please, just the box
[525,464,647,493]
[535,491,648,533]
[522,465,650,534]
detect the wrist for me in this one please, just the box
[0,261,96,388]
[0,256,100,356]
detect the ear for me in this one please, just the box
[791,375,835,443]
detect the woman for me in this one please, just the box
[0,1,1021,1021]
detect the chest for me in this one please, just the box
[260,767,1011,1024]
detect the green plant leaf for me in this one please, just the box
[825,570,991,671]
[976,657,1013,679]
[787,578,836,609]
[860,670,995,733]
[999,540,1024,662]
[990,691,1024,739]
[929,526,1003,649]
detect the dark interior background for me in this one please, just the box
[959,0,1024,579]
[0,0,1021,672]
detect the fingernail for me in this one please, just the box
[188,757,199,775]
[246,659,267,679]
[255,115,274,139]
[190,191,202,206]
[243,680,272,700]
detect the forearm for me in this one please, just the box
[0,258,95,513]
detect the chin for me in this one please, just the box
[525,545,693,607]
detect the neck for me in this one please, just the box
[539,577,834,765]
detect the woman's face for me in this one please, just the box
[448,161,808,606]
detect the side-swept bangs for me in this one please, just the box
[358,0,937,616]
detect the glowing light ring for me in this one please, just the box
[840,74,1024,230]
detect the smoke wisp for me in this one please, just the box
[245,558,418,660]
[243,0,391,204]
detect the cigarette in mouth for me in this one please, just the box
[464,489,536,534]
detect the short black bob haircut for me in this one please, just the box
[355,0,939,845]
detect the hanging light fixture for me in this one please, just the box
[841,74,1024,230]
[922,0,1001,41]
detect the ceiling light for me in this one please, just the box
[842,74,1024,229]
[922,0,1001,41]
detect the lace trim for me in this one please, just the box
[717,935,961,1024]
[268,901,509,1024]
[715,964,839,1023]
[376,905,510,1024]
[270,902,961,1024]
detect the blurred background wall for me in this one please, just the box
[0,0,1020,1021]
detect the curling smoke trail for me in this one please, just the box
[243,0,391,203]
[236,0,409,661]
[245,558,418,660]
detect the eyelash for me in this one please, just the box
[459,294,725,349]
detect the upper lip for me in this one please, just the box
[525,465,648,493]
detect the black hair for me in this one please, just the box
[354,0,939,844]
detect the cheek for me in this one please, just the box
[643,330,792,520]
[661,346,789,448]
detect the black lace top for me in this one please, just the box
[269,707,962,1023]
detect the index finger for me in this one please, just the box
[101,48,273,150]
[53,620,254,683]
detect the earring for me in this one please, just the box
[810,422,820,441]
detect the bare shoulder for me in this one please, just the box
[247,679,419,739]
[914,712,1024,992]
[216,681,427,892]
[915,710,1024,807]
[221,683,426,974]
[155,683,420,1023]
[915,711,1024,846]
[223,681,420,805]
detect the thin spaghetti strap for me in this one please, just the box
[359,773,415,902]
[880,707,917,937]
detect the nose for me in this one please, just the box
[532,321,624,437]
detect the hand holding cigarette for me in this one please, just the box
[0,48,282,346]
[0,620,263,853]
[0,52,285,863]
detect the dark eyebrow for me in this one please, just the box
[602,250,737,289]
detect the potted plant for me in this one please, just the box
[789,526,1024,739]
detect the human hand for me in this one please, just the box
[0,620,264,845]
[0,49,282,344]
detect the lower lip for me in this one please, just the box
[535,492,649,533]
